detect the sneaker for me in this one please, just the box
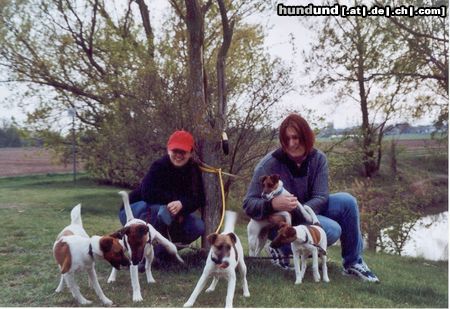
[343,261,380,283]
[266,246,293,270]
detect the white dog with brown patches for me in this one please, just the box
[107,191,184,302]
[271,222,329,284]
[53,204,130,306]
[184,211,250,308]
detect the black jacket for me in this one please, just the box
[128,155,205,217]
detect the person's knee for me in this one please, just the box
[118,209,126,226]
[336,192,359,215]
[194,218,205,236]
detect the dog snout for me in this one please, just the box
[122,257,131,267]
[131,251,144,265]
[211,256,222,265]
[270,239,282,248]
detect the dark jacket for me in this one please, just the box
[242,148,329,225]
[128,154,205,217]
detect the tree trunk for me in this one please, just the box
[356,20,377,178]
[199,139,223,249]
[184,0,228,250]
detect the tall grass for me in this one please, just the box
[0,174,447,307]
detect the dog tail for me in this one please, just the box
[118,191,134,222]
[70,204,82,226]
[222,210,237,234]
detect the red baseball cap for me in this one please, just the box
[167,130,194,152]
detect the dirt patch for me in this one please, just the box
[0,147,82,177]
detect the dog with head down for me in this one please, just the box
[107,191,184,302]
[53,204,130,306]
[271,222,329,284]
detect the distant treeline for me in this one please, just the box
[0,122,42,148]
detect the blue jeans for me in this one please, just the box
[274,192,364,268]
[119,201,205,257]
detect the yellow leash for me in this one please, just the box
[199,162,241,233]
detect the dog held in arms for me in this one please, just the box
[247,174,320,256]
[53,204,130,305]
[107,191,184,302]
[184,211,250,308]
[271,222,329,284]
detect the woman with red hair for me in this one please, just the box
[243,113,379,283]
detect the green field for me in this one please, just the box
[0,174,447,307]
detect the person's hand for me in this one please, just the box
[271,194,298,212]
[167,200,183,216]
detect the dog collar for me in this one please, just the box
[88,244,94,259]
[261,180,284,200]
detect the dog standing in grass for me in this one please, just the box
[184,211,250,308]
[53,204,130,305]
[271,222,329,284]
[107,191,184,302]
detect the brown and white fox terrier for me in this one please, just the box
[184,211,250,308]
[271,222,329,284]
[107,191,184,302]
[53,204,130,305]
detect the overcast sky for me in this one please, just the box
[0,1,435,129]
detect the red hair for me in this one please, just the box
[279,114,315,154]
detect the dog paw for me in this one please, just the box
[102,298,113,306]
[323,277,330,283]
[205,287,214,293]
[295,280,302,285]
[132,292,143,302]
[183,301,194,307]
[243,291,250,297]
[55,288,63,293]
[79,299,92,305]
[146,272,156,284]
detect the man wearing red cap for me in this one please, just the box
[119,130,205,268]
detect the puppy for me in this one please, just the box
[184,211,250,308]
[271,222,329,284]
[247,174,320,256]
[107,191,184,302]
[53,204,130,305]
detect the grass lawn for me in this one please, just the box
[0,174,447,307]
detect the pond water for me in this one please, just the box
[380,211,448,261]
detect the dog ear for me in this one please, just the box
[110,229,124,239]
[271,174,280,183]
[284,226,296,239]
[100,237,113,253]
[278,222,288,229]
[207,233,218,244]
[227,233,237,244]
[136,224,149,237]
[111,226,129,239]
[259,175,268,184]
